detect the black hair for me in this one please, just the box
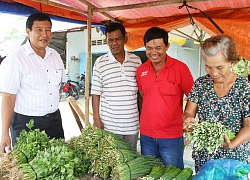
[105,22,126,37]
[143,27,169,46]
[26,13,52,30]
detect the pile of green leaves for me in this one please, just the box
[13,119,50,162]
[19,138,90,180]
[186,121,235,153]
[2,119,90,180]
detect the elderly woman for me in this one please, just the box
[183,34,250,172]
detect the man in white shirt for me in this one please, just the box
[91,22,142,150]
[0,13,67,153]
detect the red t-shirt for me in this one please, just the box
[136,55,194,138]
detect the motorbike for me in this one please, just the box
[60,79,80,100]
[76,74,92,95]
[77,74,85,95]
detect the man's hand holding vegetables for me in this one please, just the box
[182,34,250,172]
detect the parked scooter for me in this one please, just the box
[60,79,80,100]
[77,74,85,95]
[76,73,92,95]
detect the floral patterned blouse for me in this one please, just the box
[188,74,250,172]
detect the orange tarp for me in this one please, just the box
[4,0,250,60]
[124,8,250,60]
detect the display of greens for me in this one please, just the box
[1,121,194,180]
[186,121,235,153]
[0,120,90,180]
[142,165,193,180]
[67,125,163,179]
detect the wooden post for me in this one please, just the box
[67,96,86,131]
[84,7,93,126]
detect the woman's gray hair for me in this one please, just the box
[201,34,240,63]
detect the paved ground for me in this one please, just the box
[59,95,93,141]
[0,93,194,169]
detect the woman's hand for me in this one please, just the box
[182,101,198,132]
[221,135,234,150]
[222,117,250,150]
[183,117,196,132]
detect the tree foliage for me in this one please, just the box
[232,57,250,78]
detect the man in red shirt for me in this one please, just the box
[136,27,194,169]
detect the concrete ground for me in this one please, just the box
[0,93,194,170]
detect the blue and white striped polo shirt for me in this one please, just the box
[91,51,142,135]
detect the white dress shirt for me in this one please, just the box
[0,40,67,116]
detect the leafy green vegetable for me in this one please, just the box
[159,165,181,180]
[13,119,50,162]
[186,121,235,153]
[19,139,90,180]
[142,165,165,180]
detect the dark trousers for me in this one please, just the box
[10,109,65,147]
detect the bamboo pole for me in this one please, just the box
[84,7,93,126]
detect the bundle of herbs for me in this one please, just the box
[87,135,139,179]
[158,165,181,180]
[68,125,163,179]
[98,135,138,167]
[186,121,235,153]
[142,165,165,180]
[68,125,140,179]
[67,125,119,155]
[111,155,163,180]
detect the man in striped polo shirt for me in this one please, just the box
[91,22,142,150]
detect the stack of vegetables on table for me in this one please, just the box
[67,125,164,179]
[141,165,193,180]
[186,121,235,153]
[0,119,90,180]
[0,119,195,179]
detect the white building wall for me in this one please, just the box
[66,28,205,82]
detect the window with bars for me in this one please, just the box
[91,39,106,46]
